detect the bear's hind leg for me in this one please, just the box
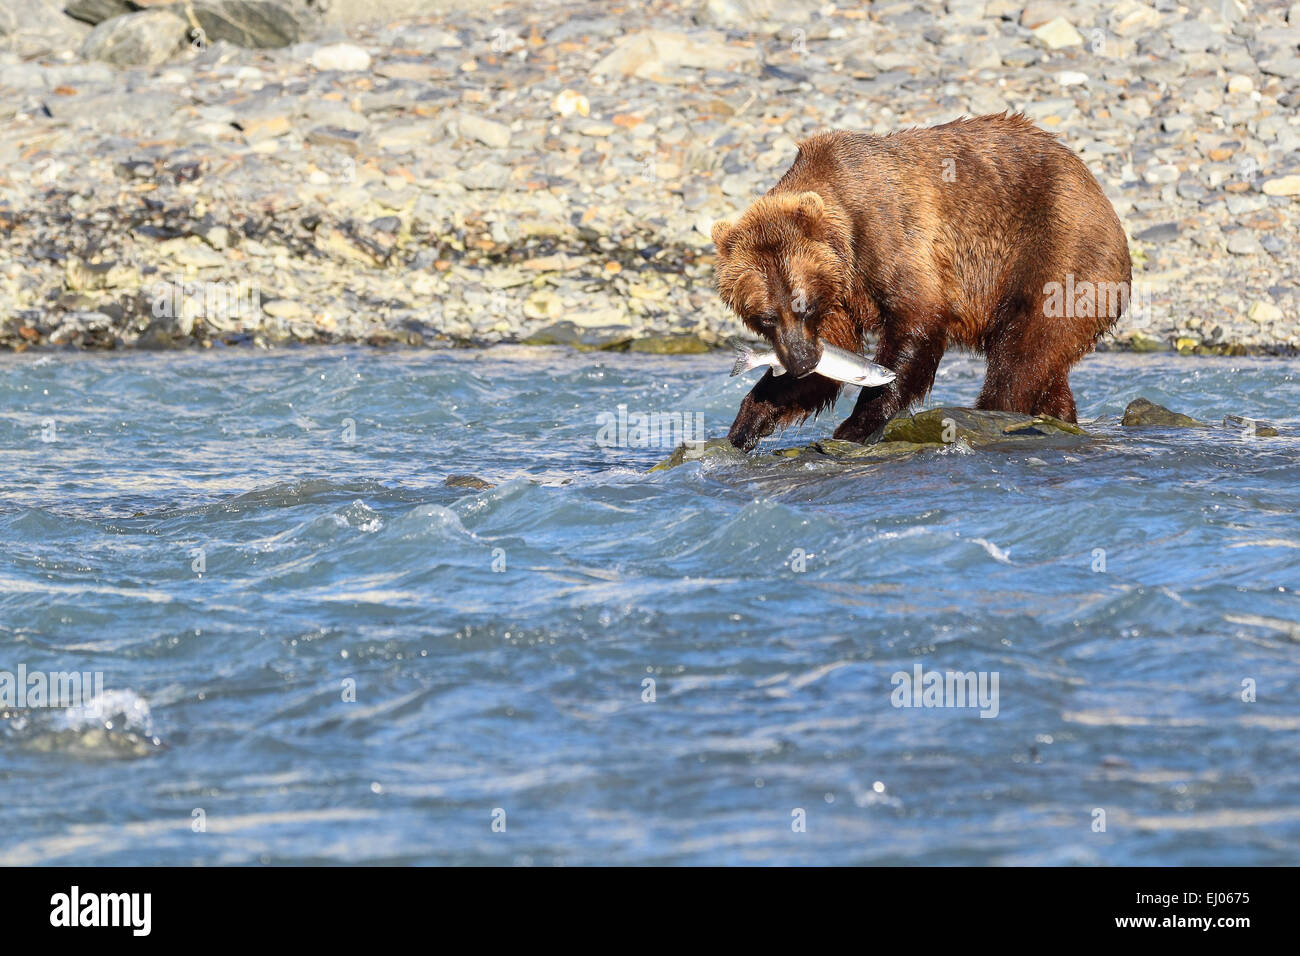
[1040,368,1077,422]
[977,348,1079,423]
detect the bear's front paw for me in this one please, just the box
[727,420,765,453]
[727,398,777,453]
[832,419,887,445]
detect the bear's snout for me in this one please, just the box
[774,323,821,378]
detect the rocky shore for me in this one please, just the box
[1,0,1298,353]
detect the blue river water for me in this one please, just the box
[1,346,1297,865]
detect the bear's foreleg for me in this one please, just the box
[727,370,841,452]
[832,320,947,444]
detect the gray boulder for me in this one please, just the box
[189,1,303,49]
[64,1,137,26]
[1165,19,1222,54]
[1,0,92,57]
[81,9,189,66]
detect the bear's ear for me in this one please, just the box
[794,191,825,223]
[711,219,735,256]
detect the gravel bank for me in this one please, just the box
[1,0,1297,353]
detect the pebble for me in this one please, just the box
[456,114,511,150]
[552,89,590,118]
[1032,18,1083,50]
[1166,20,1222,55]
[1248,300,1284,323]
[1143,164,1180,186]
[1227,232,1263,256]
[310,43,371,72]
[1262,175,1300,197]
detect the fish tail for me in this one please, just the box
[728,336,757,377]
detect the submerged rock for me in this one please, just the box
[650,437,745,471]
[1121,397,1205,428]
[1223,415,1280,437]
[1,689,162,759]
[651,407,1089,471]
[796,439,936,461]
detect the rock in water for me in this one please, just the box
[881,407,1086,444]
[1223,415,1280,437]
[650,438,746,471]
[81,10,189,67]
[190,0,302,49]
[650,407,1089,471]
[1121,398,1205,428]
[445,474,495,490]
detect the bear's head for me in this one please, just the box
[711,190,850,379]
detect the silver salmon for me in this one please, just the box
[729,338,896,387]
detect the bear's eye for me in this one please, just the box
[748,312,777,330]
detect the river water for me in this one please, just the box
[1,346,1297,864]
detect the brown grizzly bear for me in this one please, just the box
[712,112,1131,451]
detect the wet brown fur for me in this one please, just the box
[713,113,1131,450]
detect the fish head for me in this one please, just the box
[846,364,897,388]
[712,190,849,379]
